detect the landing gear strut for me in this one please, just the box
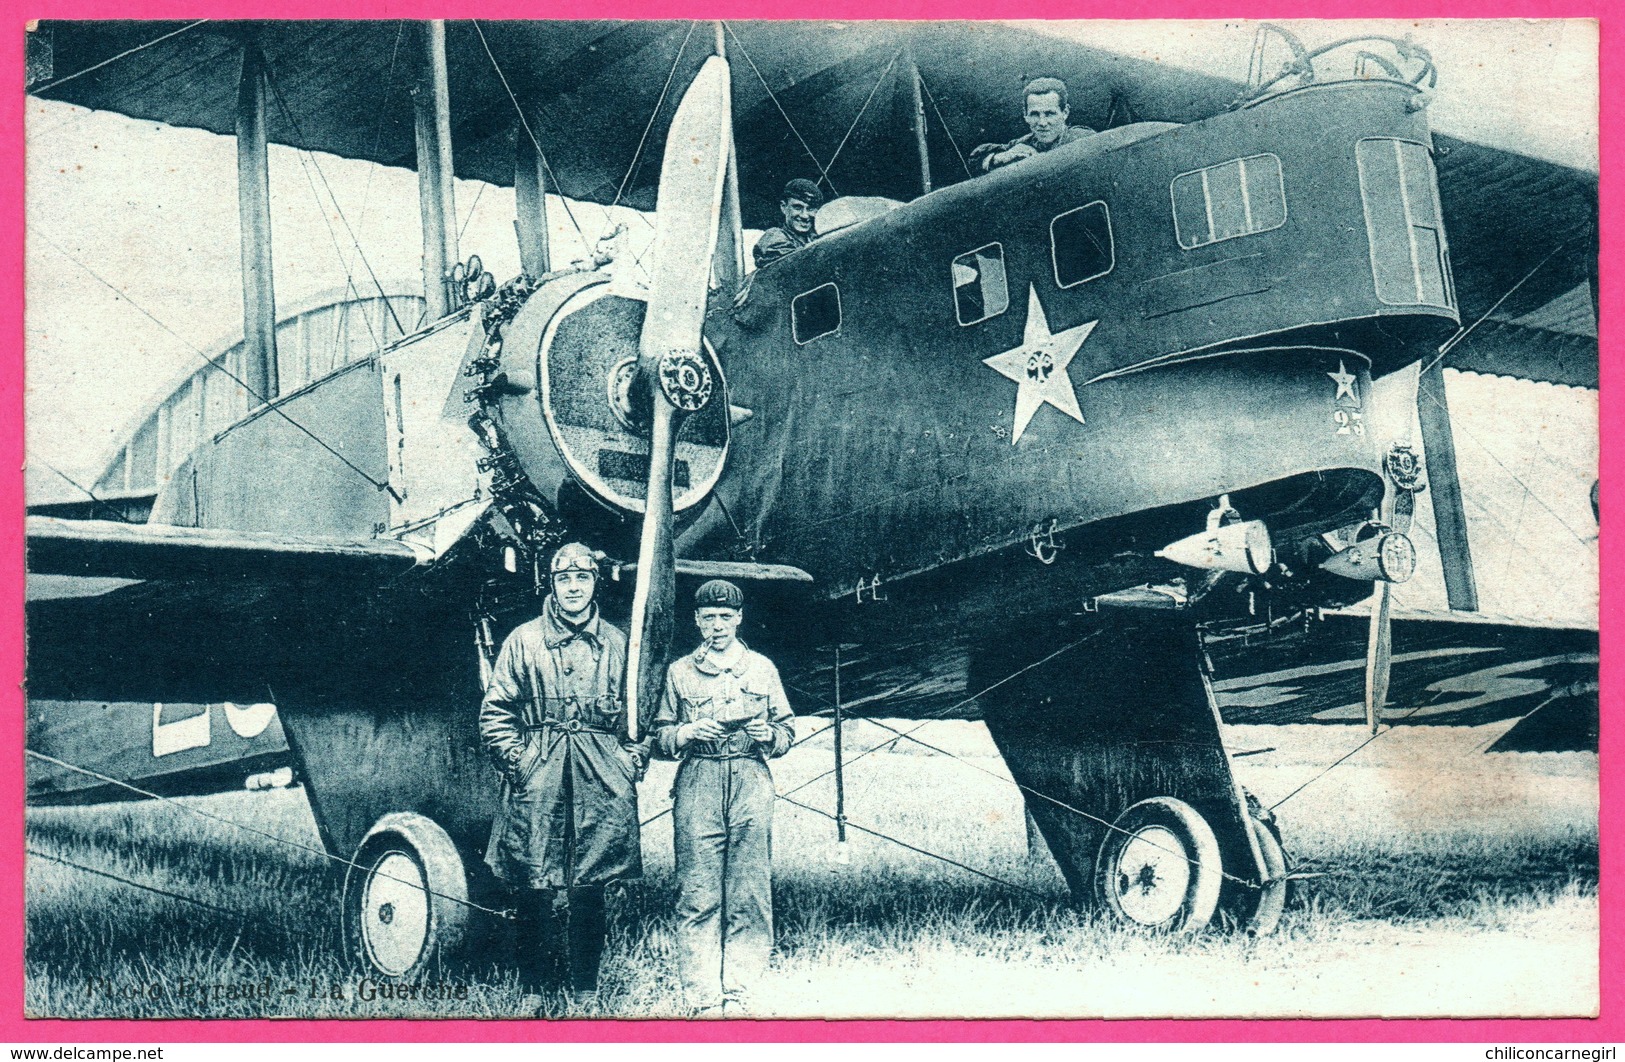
[979,615,1285,935]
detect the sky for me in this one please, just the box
[1031,19,1598,172]
[23,18,1599,495]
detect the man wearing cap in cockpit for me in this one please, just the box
[653,579,795,1017]
[751,178,824,268]
[479,542,648,1015]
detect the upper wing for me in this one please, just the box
[30,20,1595,388]
[1431,135,1597,388]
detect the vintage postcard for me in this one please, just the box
[20,16,1599,1025]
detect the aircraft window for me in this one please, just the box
[1171,154,1286,250]
[951,243,1010,325]
[792,283,841,344]
[1356,138,1454,308]
[1050,202,1114,289]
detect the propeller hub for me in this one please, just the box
[657,351,715,412]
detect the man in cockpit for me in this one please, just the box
[970,77,1094,173]
[751,178,824,267]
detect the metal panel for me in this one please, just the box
[177,360,391,538]
[379,318,485,536]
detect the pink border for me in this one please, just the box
[2,0,1614,1043]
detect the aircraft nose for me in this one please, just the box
[474,274,732,520]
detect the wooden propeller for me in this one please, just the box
[1364,482,1415,733]
[624,57,734,742]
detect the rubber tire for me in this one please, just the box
[1094,796,1224,934]
[343,812,469,979]
[1243,815,1288,937]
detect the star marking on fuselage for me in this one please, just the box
[982,285,1096,444]
[1328,360,1358,401]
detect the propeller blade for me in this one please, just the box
[1363,578,1393,734]
[624,56,733,742]
[1391,487,1415,535]
[636,55,732,380]
[626,400,678,742]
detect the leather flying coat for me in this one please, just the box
[479,597,644,889]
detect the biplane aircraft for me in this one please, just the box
[23,19,1598,976]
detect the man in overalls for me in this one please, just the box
[479,542,646,1013]
[653,579,796,1016]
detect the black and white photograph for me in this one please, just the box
[21,16,1599,1021]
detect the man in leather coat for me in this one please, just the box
[479,542,647,1012]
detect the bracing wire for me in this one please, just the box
[775,631,1105,807]
[24,750,512,920]
[1420,385,1594,550]
[38,233,402,503]
[854,716,1258,889]
[918,75,973,180]
[721,22,838,197]
[1408,228,1596,555]
[612,22,700,210]
[776,794,1046,899]
[1418,240,1571,379]
[456,181,487,243]
[822,50,901,178]
[267,84,383,353]
[470,20,594,258]
[780,654,1261,891]
[638,721,836,827]
[339,22,409,326]
[28,20,210,96]
[27,846,242,919]
[1267,697,1439,812]
[263,64,404,338]
[31,458,126,521]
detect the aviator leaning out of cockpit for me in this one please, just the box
[969,77,1094,172]
[747,76,1091,271]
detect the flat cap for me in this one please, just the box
[694,579,744,609]
[781,178,824,209]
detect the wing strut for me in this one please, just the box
[415,20,458,319]
[1416,360,1479,612]
[905,47,932,195]
[711,23,745,293]
[236,38,279,400]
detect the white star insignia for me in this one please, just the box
[983,285,1095,444]
[1328,360,1357,401]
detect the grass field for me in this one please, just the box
[25,719,1598,1020]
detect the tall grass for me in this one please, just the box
[25,723,1599,1019]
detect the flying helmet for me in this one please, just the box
[550,541,601,575]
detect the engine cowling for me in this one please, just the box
[491,272,729,517]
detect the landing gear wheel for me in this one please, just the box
[343,812,469,978]
[1094,797,1223,934]
[1243,815,1288,936]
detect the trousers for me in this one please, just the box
[514,885,607,995]
[671,755,776,1009]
